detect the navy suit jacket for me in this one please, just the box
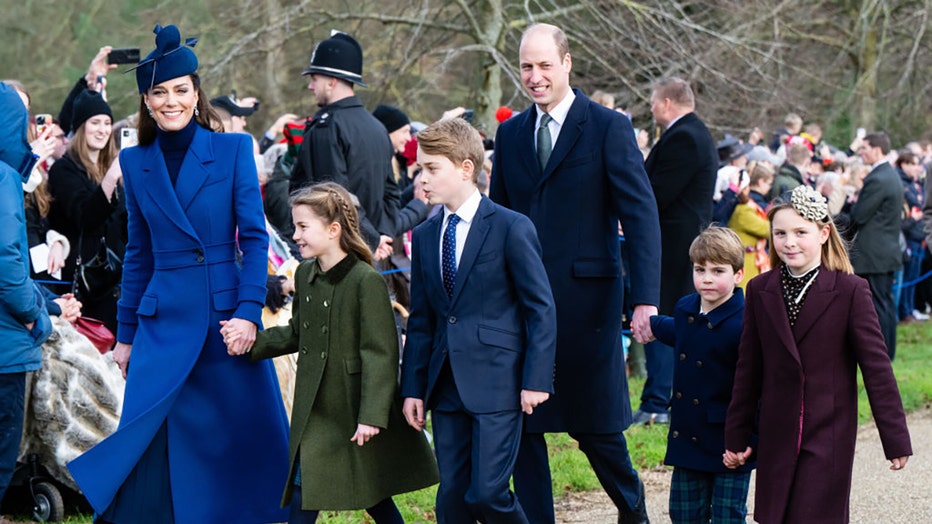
[400,196,556,414]
[491,90,661,433]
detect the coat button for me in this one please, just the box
[300,347,308,355]
[693,399,699,406]
[303,321,309,329]
[323,300,329,308]
[679,353,686,361]
[197,255,205,263]
[449,316,457,324]
[675,392,682,399]
[671,431,679,438]
[691,436,699,443]
[696,361,703,368]
[321,326,329,334]
[687,316,694,323]
[320,352,326,359]
[305,295,311,302]
[707,322,713,329]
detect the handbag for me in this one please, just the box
[74,236,123,301]
[73,316,116,354]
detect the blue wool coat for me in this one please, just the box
[650,290,753,474]
[68,126,290,523]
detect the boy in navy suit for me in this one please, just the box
[648,226,754,523]
[401,118,556,524]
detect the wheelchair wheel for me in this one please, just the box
[31,480,64,522]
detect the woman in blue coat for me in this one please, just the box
[67,25,290,523]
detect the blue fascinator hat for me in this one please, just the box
[130,24,199,94]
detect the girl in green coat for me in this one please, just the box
[222,182,438,522]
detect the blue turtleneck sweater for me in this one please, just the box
[157,117,198,187]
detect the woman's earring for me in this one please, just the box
[146,105,153,117]
[194,106,200,117]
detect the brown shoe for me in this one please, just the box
[899,315,917,326]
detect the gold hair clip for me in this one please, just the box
[790,185,828,222]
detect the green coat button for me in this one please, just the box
[320,352,326,359]
[321,325,329,334]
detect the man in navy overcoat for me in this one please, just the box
[490,23,661,524]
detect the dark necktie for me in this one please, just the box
[442,214,461,298]
[537,113,553,170]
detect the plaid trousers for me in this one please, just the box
[669,466,752,524]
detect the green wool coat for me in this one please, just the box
[251,254,438,510]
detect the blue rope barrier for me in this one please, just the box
[35,279,72,286]
[893,268,932,291]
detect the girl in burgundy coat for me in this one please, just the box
[724,185,912,523]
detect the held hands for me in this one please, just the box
[723,447,753,469]
[113,342,132,379]
[219,318,257,355]
[350,424,381,446]
[521,390,550,415]
[631,304,657,344]
[402,398,426,431]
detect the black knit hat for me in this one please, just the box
[373,104,409,133]
[72,90,113,131]
[301,31,366,87]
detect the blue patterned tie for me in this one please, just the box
[442,214,461,298]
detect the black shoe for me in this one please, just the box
[617,480,650,524]
[631,409,670,425]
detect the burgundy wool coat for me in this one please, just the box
[725,266,912,523]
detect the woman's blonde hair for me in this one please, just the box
[289,182,373,265]
[67,119,118,185]
[766,193,853,274]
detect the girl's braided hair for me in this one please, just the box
[289,181,373,265]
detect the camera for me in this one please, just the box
[120,128,138,150]
[35,113,53,136]
[461,109,474,123]
[108,48,141,65]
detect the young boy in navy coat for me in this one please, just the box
[401,118,556,524]
[649,227,754,523]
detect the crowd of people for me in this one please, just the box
[0,17,924,524]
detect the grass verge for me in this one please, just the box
[11,324,930,523]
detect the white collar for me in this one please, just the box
[444,189,482,224]
[536,89,576,128]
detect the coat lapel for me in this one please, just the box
[791,269,838,343]
[450,197,493,306]
[140,141,199,242]
[537,91,587,190]
[758,268,802,367]
[421,213,446,304]
[517,108,540,185]
[174,126,214,212]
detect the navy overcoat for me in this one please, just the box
[491,90,661,433]
[68,126,290,522]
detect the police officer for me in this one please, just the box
[289,31,394,255]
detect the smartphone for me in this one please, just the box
[461,109,474,123]
[108,47,141,65]
[120,128,139,149]
[35,113,54,136]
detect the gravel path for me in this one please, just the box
[555,407,932,523]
